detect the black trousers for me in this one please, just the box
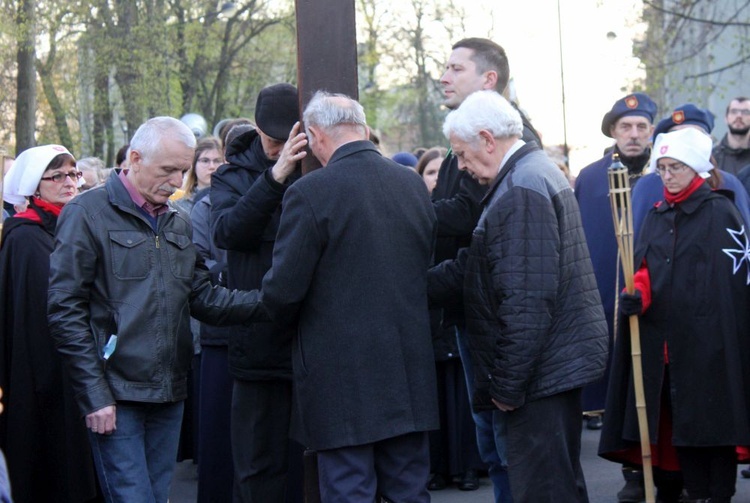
[231,379,302,503]
[506,388,589,503]
[676,446,737,500]
[197,346,233,503]
[316,431,431,503]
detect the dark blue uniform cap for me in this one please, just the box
[653,103,714,139]
[601,92,657,138]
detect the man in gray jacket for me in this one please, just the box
[430,91,608,502]
[48,117,264,503]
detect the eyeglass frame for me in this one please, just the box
[195,156,223,166]
[655,161,691,176]
[40,170,83,183]
[728,108,750,116]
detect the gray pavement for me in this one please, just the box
[170,424,750,501]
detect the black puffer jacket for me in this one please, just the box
[431,143,608,411]
[211,130,297,380]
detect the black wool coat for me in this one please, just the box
[261,140,439,450]
[600,184,750,461]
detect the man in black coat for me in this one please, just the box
[210,83,306,501]
[255,91,439,501]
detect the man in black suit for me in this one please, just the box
[257,91,438,501]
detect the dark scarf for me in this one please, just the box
[664,174,705,205]
[615,146,652,176]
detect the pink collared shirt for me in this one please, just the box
[118,171,169,218]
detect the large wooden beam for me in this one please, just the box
[295,0,358,173]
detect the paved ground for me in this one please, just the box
[170,424,750,501]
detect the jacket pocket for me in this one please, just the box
[109,231,151,279]
[163,231,195,280]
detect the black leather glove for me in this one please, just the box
[619,290,643,317]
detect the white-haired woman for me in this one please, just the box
[0,145,98,502]
[599,127,750,503]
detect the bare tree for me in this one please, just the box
[638,0,750,109]
[15,0,35,154]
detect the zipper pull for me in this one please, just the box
[155,235,160,248]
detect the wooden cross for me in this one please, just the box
[294,2,357,499]
[295,0,358,174]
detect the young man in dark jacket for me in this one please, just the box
[430,90,608,502]
[210,83,306,501]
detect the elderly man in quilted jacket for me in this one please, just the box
[429,90,608,502]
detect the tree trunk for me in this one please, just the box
[113,0,143,137]
[93,65,114,165]
[15,0,36,155]
[37,59,73,148]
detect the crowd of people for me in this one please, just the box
[1,34,750,503]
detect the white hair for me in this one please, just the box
[128,116,197,163]
[302,91,367,137]
[442,90,523,144]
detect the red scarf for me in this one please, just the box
[663,174,705,205]
[13,197,64,223]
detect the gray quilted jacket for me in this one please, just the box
[431,142,608,411]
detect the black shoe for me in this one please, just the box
[586,415,603,430]
[617,479,645,502]
[457,469,479,491]
[427,473,448,491]
[742,467,750,478]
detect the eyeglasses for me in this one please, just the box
[728,108,750,116]
[40,171,83,183]
[655,162,690,176]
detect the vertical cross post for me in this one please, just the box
[295,0,358,174]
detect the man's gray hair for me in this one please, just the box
[443,90,523,143]
[129,116,197,162]
[77,156,106,183]
[302,91,367,137]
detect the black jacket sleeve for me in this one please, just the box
[211,167,286,252]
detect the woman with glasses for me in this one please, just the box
[599,128,750,503]
[171,136,223,217]
[0,145,98,502]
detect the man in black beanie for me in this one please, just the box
[210,83,308,502]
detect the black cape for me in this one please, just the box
[0,208,98,502]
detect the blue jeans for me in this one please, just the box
[88,401,184,503]
[456,327,513,503]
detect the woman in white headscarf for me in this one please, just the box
[599,128,750,503]
[0,145,98,502]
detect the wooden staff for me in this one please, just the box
[607,153,654,503]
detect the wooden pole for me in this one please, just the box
[608,154,654,503]
[294,0,358,175]
[294,1,358,500]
